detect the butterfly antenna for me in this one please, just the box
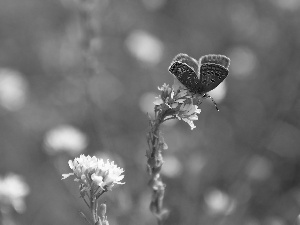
[203,94,219,111]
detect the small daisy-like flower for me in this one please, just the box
[62,154,125,192]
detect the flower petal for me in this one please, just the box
[62,173,74,179]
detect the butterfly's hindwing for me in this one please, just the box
[199,63,228,93]
[169,61,200,93]
[199,54,230,69]
[171,53,199,72]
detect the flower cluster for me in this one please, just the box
[62,155,125,192]
[153,79,202,130]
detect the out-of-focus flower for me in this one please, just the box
[153,82,202,130]
[62,154,125,192]
[44,125,88,156]
[0,68,28,111]
[125,30,164,65]
[0,173,30,213]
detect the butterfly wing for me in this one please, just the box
[168,54,230,94]
[198,63,229,93]
[171,53,199,72]
[169,61,200,93]
[199,54,230,69]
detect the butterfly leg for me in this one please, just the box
[202,93,219,111]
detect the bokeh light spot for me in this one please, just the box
[139,92,157,115]
[44,124,88,156]
[161,155,182,178]
[125,30,164,65]
[0,68,28,111]
[204,189,236,215]
[0,173,30,213]
[208,81,227,102]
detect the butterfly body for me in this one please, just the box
[168,54,230,95]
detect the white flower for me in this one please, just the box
[153,83,202,129]
[153,97,164,105]
[62,154,125,191]
[0,173,30,213]
[177,103,201,130]
[158,83,171,92]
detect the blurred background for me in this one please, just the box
[1,0,300,224]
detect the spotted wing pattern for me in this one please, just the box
[168,61,200,93]
[198,63,229,93]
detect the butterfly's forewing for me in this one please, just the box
[198,63,229,93]
[168,61,200,93]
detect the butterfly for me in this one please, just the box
[168,53,230,110]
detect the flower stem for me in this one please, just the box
[146,110,170,224]
[82,195,90,208]
[90,189,98,224]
